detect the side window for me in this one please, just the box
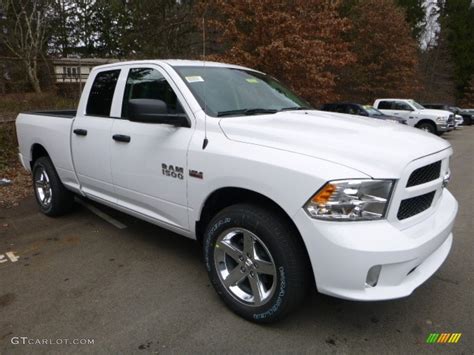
[378,101,392,110]
[346,105,358,114]
[334,105,346,113]
[324,104,337,112]
[393,102,412,111]
[86,70,120,117]
[122,67,184,118]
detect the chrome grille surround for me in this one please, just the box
[386,148,452,229]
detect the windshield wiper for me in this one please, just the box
[217,108,278,117]
[279,106,312,111]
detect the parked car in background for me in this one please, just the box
[15,60,458,323]
[374,99,454,135]
[422,103,472,126]
[320,103,407,124]
[453,114,464,129]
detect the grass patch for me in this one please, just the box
[0,92,77,120]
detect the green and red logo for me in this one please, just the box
[426,333,462,344]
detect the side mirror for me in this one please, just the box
[128,99,190,127]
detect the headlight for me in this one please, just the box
[304,179,394,221]
[436,116,447,122]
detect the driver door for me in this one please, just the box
[391,101,414,120]
[110,65,194,231]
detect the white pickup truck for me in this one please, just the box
[374,99,455,135]
[16,60,458,323]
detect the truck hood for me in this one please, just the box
[219,110,451,178]
[416,109,452,117]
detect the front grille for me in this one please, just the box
[406,161,441,187]
[448,115,455,125]
[397,191,436,220]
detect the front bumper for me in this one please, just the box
[294,189,457,301]
[436,122,450,132]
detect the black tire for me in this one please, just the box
[464,116,472,126]
[416,121,437,135]
[203,203,309,323]
[32,156,74,216]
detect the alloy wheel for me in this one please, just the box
[214,228,277,307]
[34,166,53,208]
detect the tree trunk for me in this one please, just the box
[25,61,42,94]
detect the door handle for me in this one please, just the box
[73,129,87,136]
[112,134,131,143]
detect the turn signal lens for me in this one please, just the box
[311,183,336,204]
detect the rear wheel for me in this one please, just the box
[203,203,309,323]
[32,156,74,216]
[417,121,437,135]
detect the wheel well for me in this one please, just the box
[30,144,49,169]
[196,187,298,244]
[415,119,436,130]
[196,187,314,287]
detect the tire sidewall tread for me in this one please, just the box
[203,203,308,323]
[32,156,74,216]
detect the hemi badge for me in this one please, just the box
[189,170,203,179]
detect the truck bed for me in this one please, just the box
[16,111,78,192]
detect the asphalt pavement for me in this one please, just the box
[0,128,473,354]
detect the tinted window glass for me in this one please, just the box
[86,70,120,116]
[321,104,337,112]
[346,105,359,114]
[393,102,412,111]
[333,104,347,113]
[378,101,392,110]
[122,68,183,118]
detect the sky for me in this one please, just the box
[421,0,440,49]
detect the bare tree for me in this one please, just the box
[0,0,51,93]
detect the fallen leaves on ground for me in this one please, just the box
[0,162,32,208]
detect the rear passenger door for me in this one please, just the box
[376,100,396,115]
[72,68,121,203]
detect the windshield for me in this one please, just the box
[362,105,384,116]
[173,66,311,117]
[408,100,425,110]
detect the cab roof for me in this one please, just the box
[92,59,259,73]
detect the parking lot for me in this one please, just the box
[0,128,473,354]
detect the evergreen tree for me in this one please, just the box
[440,0,474,101]
[397,0,427,41]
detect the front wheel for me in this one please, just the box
[417,121,437,135]
[203,204,309,323]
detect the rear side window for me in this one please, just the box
[321,104,336,111]
[86,70,120,117]
[346,105,358,114]
[121,67,184,118]
[378,101,392,110]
